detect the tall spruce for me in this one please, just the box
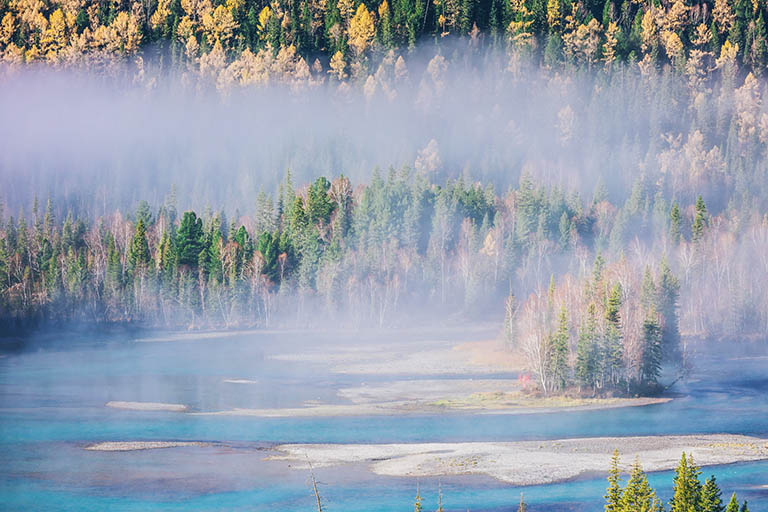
[670,452,702,512]
[657,258,681,361]
[621,457,663,512]
[669,201,682,243]
[576,303,599,391]
[176,211,205,268]
[691,195,708,243]
[604,449,623,512]
[725,493,740,512]
[127,219,151,273]
[699,475,725,512]
[550,306,570,391]
[640,309,663,387]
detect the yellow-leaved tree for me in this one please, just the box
[546,0,561,30]
[1,12,15,46]
[202,4,238,46]
[328,50,347,79]
[257,5,272,37]
[348,4,375,56]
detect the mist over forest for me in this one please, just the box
[0,43,708,213]
[5,0,768,506]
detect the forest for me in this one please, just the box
[2,0,768,411]
[2,0,768,85]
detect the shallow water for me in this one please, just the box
[1,330,767,511]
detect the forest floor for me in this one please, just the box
[270,434,768,485]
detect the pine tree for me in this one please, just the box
[576,303,599,390]
[670,452,702,512]
[306,177,335,226]
[657,258,680,362]
[640,309,663,387]
[691,195,708,243]
[603,283,624,387]
[592,250,606,292]
[641,266,657,310]
[106,234,123,293]
[176,212,204,268]
[414,484,423,512]
[604,449,623,512]
[725,493,740,512]
[669,201,683,245]
[621,457,662,512]
[699,475,725,512]
[127,219,151,273]
[550,306,570,391]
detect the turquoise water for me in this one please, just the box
[1,331,767,511]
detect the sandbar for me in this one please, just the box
[106,401,188,412]
[85,441,209,451]
[272,434,768,485]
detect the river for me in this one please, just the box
[1,328,767,511]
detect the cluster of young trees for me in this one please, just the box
[605,450,750,512]
[2,0,768,82]
[511,254,680,395]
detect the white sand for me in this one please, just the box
[272,434,768,485]
[85,441,209,451]
[106,401,188,412]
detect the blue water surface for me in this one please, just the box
[1,330,767,511]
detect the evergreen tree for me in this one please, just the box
[306,177,335,226]
[725,493,740,512]
[127,219,151,273]
[604,449,623,512]
[640,309,663,387]
[603,283,624,387]
[550,306,570,391]
[576,303,599,390]
[669,201,683,244]
[670,452,702,512]
[691,195,708,243]
[106,234,123,292]
[657,258,680,361]
[699,475,725,512]
[641,266,657,310]
[176,212,205,268]
[621,457,662,512]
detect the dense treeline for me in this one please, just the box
[604,450,750,512]
[2,0,768,83]
[0,165,765,343]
